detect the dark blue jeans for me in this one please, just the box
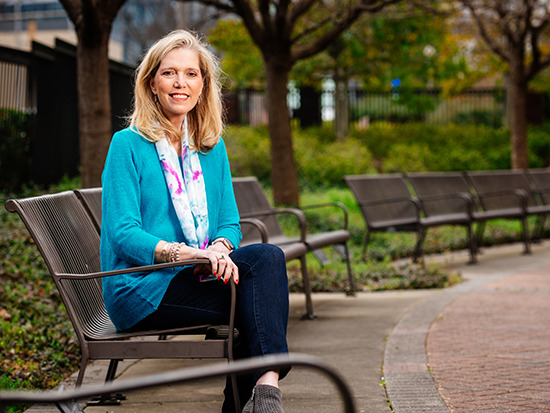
[127,243,290,412]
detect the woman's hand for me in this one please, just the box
[191,244,239,285]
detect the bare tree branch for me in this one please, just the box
[289,0,321,25]
[464,1,511,62]
[290,8,363,62]
[258,0,274,37]
[177,0,237,13]
[291,14,340,44]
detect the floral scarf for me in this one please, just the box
[155,120,209,250]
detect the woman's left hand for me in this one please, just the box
[194,244,239,285]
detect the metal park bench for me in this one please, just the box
[232,177,355,320]
[346,173,479,264]
[406,172,478,263]
[466,170,550,251]
[5,191,241,411]
[73,188,270,244]
[528,168,550,208]
[344,174,430,262]
[0,354,356,413]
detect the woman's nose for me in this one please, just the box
[174,74,186,88]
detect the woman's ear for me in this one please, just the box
[149,77,157,95]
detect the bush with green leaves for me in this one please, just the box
[0,178,82,413]
[0,109,34,193]
[453,109,503,128]
[224,125,376,189]
[225,122,550,187]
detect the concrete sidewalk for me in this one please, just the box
[26,240,550,412]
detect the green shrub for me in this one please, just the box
[225,123,550,186]
[352,122,513,173]
[224,125,375,189]
[453,109,503,128]
[0,109,34,193]
[0,178,82,413]
[295,130,375,190]
[224,125,272,183]
[528,125,550,167]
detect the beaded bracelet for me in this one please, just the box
[168,243,177,262]
[169,242,183,263]
[160,242,170,263]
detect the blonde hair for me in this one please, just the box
[130,30,224,151]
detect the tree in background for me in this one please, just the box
[58,0,127,188]
[289,6,473,139]
[210,5,474,143]
[179,0,403,206]
[59,0,224,187]
[458,0,550,169]
[209,19,265,88]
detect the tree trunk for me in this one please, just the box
[508,53,529,170]
[265,57,300,206]
[334,66,349,142]
[77,33,112,188]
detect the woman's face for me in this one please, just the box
[150,47,204,129]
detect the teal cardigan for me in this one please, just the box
[100,127,242,331]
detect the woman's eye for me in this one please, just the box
[162,70,175,76]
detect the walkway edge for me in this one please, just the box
[383,243,550,413]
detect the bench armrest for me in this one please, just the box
[299,202,349,230]
[239,218,269,243]
[238,208,307,243]
[56,259,212,280]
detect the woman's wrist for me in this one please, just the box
[155,241,194,263]
[212,237,235,251]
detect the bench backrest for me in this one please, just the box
[232,177,285,243]
[74,188,102,233]
[407,172,474,216]
[5,191,116,341]
[344,174,418,227]
[528,168,550,205]
[466,170,537,210]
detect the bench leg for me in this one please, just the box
[531,215,546,243]
[342,243,356,296]
[413,228,426,266]
[521,216,531,254]
[299,255,317,320]
[361,232,371,261]
[467,224,477,265]
[86,360,125,406]
[75,355,88,388]
[475,221,486,253]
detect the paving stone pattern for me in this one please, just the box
[428,267,550,412]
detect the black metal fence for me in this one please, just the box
[231,86,550,129]
[0,46,36,191]
[0,40,134,192]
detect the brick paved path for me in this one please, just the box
[427,266,550,412]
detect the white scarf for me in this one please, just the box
[155,121,209,249]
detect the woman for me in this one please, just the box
[100,29,290,413]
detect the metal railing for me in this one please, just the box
[0,354,356,413]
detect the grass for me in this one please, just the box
[0,178,82,413]
[0,178,547,412]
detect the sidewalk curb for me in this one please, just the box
[383,241,550,413]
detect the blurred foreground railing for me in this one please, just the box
[0,354,356,413]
